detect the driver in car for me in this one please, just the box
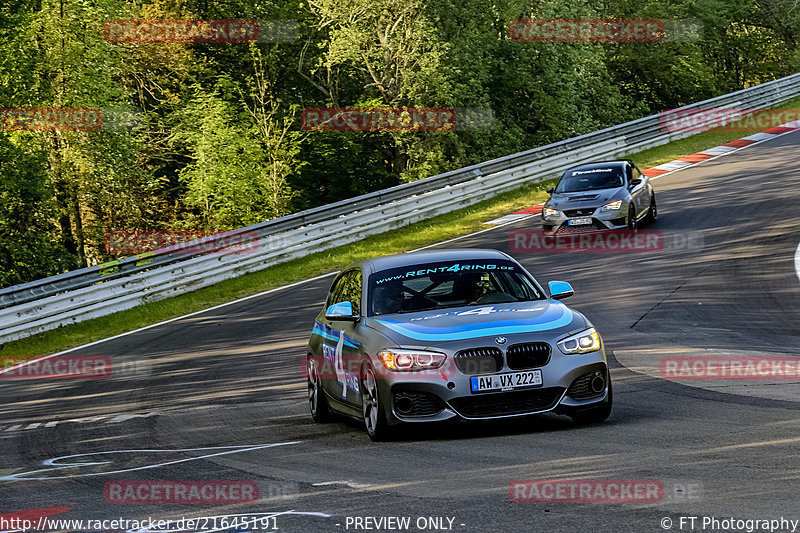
[372,280,405,315]
[453,272,493,305]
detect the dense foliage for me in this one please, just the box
[1,0,799,286]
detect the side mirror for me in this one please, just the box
[546,187,554,195]
[326,301,358,321]
[629,178,642,188]
[548,281,574,300]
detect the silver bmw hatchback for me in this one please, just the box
[542,160,656,232]
[306,249,611,440]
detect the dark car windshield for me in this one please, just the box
[368,259,544,316]
[555,167,624,193]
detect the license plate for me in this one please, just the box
[567,217,592,226]
[470,370,543,393]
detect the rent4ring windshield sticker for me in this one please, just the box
[374,262,515,285]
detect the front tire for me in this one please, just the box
[361,362,393,441]
[571,379,613,425]
[645,195,657,225]
[308,356,331,423]
[626,205,638,231]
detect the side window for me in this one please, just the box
[327,270,362,315]
[632,166,642,180]
[327,277,345,308]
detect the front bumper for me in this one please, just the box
[375,346,609,425]
[542,207,627,231]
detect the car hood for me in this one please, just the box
[547,190,623,210]
[363,300,586,348]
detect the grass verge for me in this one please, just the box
[4,97,799,359]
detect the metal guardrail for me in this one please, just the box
[3,72,800,343]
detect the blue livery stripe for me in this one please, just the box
[375,307,574,341]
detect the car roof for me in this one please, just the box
[357,248,512,274]
[563,160,629,174]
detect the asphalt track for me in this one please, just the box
[1,131,800,533]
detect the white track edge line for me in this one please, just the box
[795,242,800,284]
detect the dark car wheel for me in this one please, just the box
[361,362,393,441]
[626,205,638,231]
[571,379,613,425]
[645,195,657,224]
[308,356,331,423]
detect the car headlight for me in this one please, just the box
[378,349,447,371]
[557,328,601,354]
[601,200,623,211]
[543,207,561,219]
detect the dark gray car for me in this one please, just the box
[306,249,611,440]
[542,160,656,232]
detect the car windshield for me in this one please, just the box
[368,259,544,316]
[555,167,624,193]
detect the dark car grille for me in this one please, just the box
[556,221,606,233]
[567,370,606,399]
[393,391,445,417]
[563,208,597,217]
[506,343,551,370]
[454,347,503,374]
[449,387,564,418]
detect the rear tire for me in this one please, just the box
[361,362,394,441]
[308,356,331,423]
[571,379,613,425]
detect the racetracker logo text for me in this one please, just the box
[661,357,800,380]
[509,479,664,503]
[303,354,449,383]
[105,19,256,43]
[508,19,664,42]
[104,481,258,504]
[1,356,112,380]
[302,108,457,132]
[103,19,298,43]
[104,230,259,255]
[660,107,800,133]
[510,230,663,253]
[1,108,102,131]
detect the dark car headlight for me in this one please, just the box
[557,328,601,354]
[378,349,447,371]
[543,207,562,219]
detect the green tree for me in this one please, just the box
[0,133,75,287]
